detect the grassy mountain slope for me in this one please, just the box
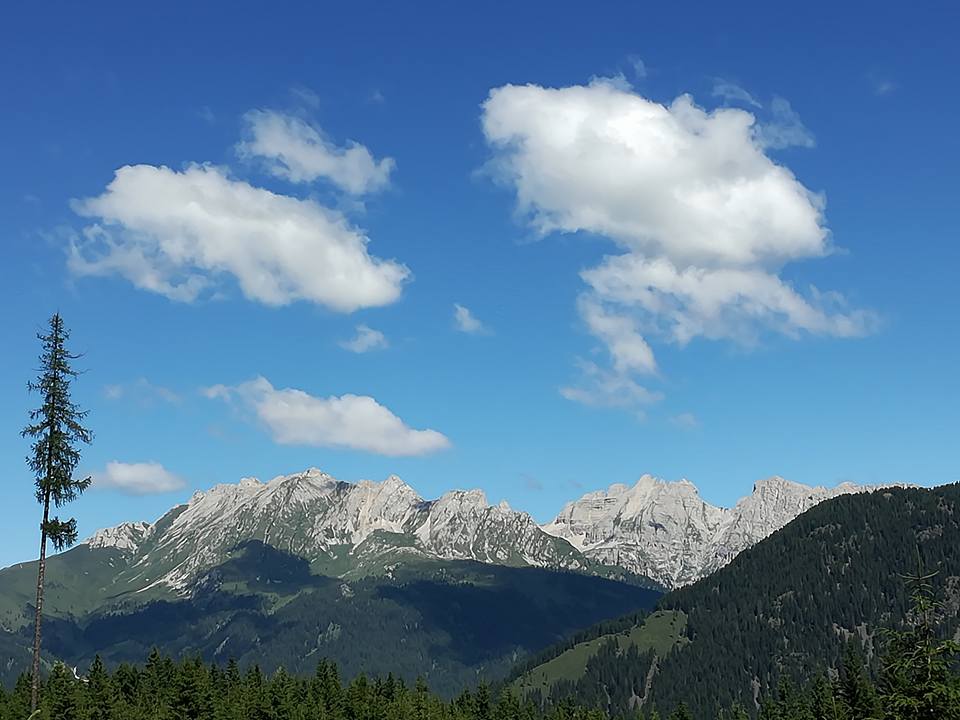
[512,484,960,718]
[513,609,687,696]
[0,546,144,631]
[0,541,660,696]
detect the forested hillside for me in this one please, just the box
[514,484,960,718]
[5,606,959,720]
[0,541,659,696]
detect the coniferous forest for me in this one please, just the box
[3,570,960,720]
[507,485,960,719]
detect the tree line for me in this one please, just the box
[1,651,612,720]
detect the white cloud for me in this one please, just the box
[482,79,875,408]
[628,56,648,79]
[69,164,409,311]
[483,81,829,269]
[201,384,233,401]
[669,412,700,430]
[103,378,180,405]
[578,297,656,374]
[237,110,394,194]
[92,461,186,495]
[290,85,322,109]
[755,97,815,150]
[206,376,450,457]
[711,79,762,108]
[588,72,633,92]
[581,255,873,346]
[339,324,389,353]
[560,360,662,409]
[453,303,488,334]
[712,83,813,149]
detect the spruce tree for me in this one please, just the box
[877,567,960,719]
[837,642,879,719]
[21,313,94,711]
[83,655,118,720]
[38,662,80,720]
[808,673,843,720]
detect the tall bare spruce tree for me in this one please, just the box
[21,313,93,712]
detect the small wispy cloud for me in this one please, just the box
[339,324,389,353]
[711,78,762,108]
[712,81,815,149]
[522,473,544,492]
[868,73,898,96]
[560,360,662,412]
[103,378,180,405]
[237,110,395,194]
[453,303,489,334]
[755,97,815,150]
[197,106,216,125]
[669,412,700,430]
[92,461,186,495]
[628,56,648,80]
[290,85,321,109]
[579,297,657,375]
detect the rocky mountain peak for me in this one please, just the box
[541,474,887,588]
[84,521,150,553]
[434,488,489,510]
[81,469,586,593]
[750,475,808,494]
[78,467,890,594]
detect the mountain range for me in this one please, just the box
[541,473,891,587]
[76,468,591,597]
[76,468,884,593]
[0,468,891,695]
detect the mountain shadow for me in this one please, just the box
[2,542,660,696]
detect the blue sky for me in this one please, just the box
[2,0,958,567]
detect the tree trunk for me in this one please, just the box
[30,493,49,712]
